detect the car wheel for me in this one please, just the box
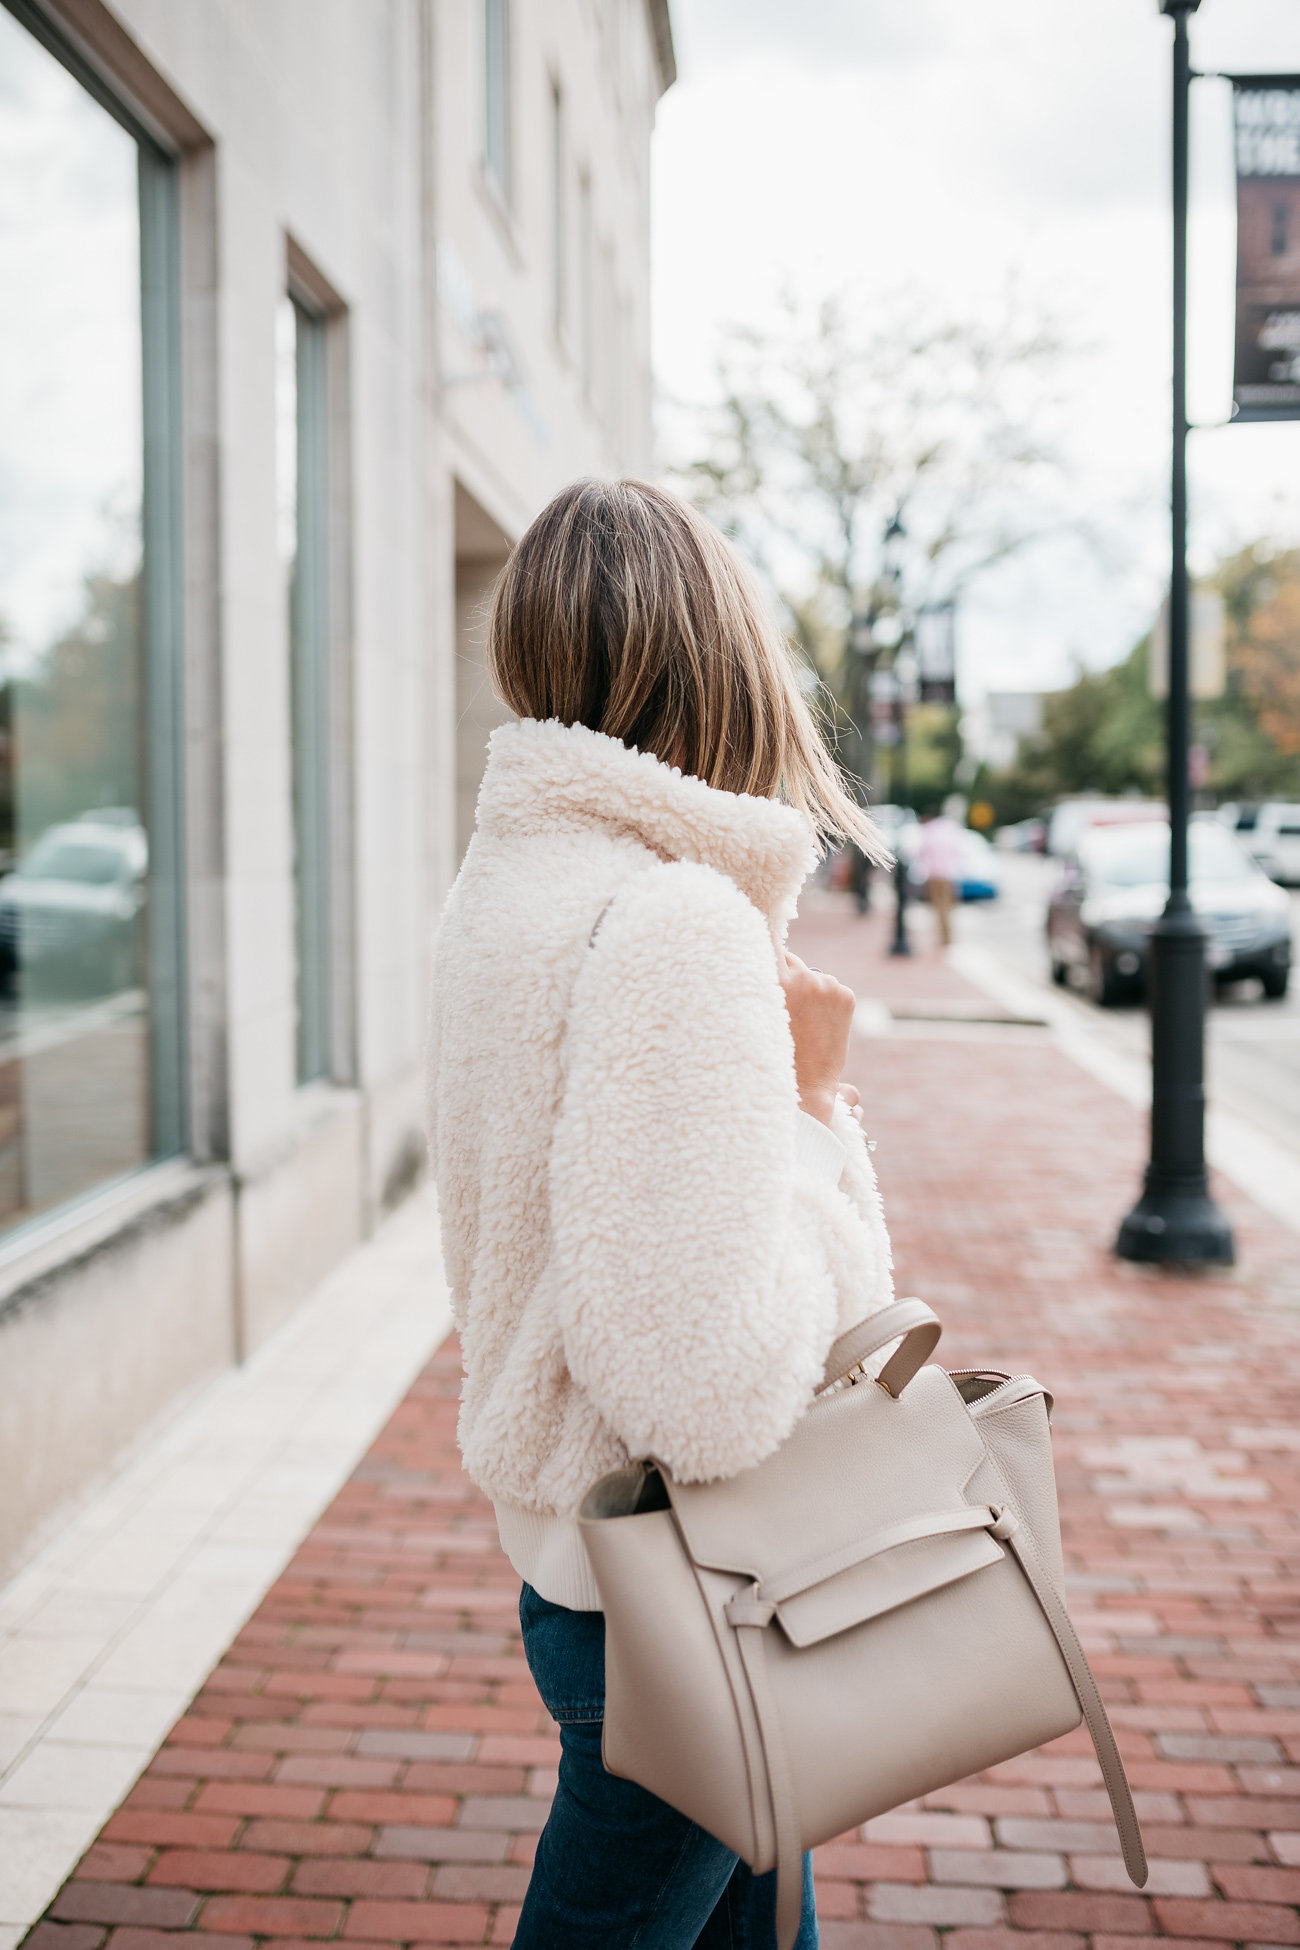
[1088,944,1126,1008]
[1262,967,1290,1000]
[1050,958,1068,987]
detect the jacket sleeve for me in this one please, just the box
[547,860,893,1484]
[829,1091,895,1285]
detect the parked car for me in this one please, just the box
[995,817,1047,853]
[1240,802,1300,886]
[1045,797,1167,858]
[952,829,1001,901]
[1046,820,1292,1005]
[0,818,147,994]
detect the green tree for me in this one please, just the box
[1010,641,1163,806]
[987,541,1300,816]
[8,565,144,854]
[903,704,964,808]
[1206,543,1300,797]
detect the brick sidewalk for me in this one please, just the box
[22,896,1300,1950]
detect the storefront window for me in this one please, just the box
[0,5,183,1232]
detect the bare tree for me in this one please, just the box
[667,284,1072,796]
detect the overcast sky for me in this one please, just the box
[651,0,1300,701]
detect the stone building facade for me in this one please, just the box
[0,0,673,1579]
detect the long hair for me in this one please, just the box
[487,477,885,857]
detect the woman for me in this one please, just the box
[428,479,895,1948]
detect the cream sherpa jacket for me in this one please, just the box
[428,718,894,1609]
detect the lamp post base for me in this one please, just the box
[1116,1174,1235,1265]
[888,861,910,956]
[1114,898,1235,1267]
[888,907,911,956]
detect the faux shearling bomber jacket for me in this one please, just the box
[428,717,895,1609]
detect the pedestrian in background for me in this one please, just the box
[428,478,896,1949]
[914,801,964,949]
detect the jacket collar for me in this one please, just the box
[476,718,817,927]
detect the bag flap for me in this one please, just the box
[662,1365,986,1587]
[776,1525,1003,1647]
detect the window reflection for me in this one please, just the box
[0,10,153,1228]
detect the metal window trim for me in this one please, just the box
[550,72,565,337]
[322,311,357,1091]
[577,165,594,400]
[288,299,332,1087]
[138,143,189,1158]
[483,0,512,204]
[283,236,357,1092]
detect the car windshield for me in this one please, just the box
[16,836,126,885]
[1084,825,1255,889]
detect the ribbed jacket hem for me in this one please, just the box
[494,1500,604,1611]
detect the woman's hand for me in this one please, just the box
[778,949,856,1127]
[838,1081,865,1128]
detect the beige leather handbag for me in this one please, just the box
[578,1297,1147,1950]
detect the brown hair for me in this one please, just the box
[487,477,885,857]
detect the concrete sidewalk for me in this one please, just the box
[14,894,1300,1950]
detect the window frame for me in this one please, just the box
[1,0,189,1175]
[483,0,512,206]
[282,291,334,1087]
[578,167,594,401]
[550,73,566,340]
[283,240,355,1095]
[601,236,618,441]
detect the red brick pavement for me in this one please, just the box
[22,895,1300,1950]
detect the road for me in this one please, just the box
[957,852,1300,1158]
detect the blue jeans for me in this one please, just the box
[512,1583,818,1949]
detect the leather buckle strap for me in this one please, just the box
[724,1586,777,1629]
[733,1505,1002,1617]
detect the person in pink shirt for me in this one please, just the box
[914,804,965,948]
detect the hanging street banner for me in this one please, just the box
[1231,76,1300,422]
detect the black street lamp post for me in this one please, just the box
[882,512,912,958]
[889,645,912,957]
[847,615,876,912]
[1116,0,1234,1265]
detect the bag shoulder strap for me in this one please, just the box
[998,1509,1148,1886]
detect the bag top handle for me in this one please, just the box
[818,1297,942,1399]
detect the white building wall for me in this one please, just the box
[434,0,657,545]
[0,0,672,1581]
